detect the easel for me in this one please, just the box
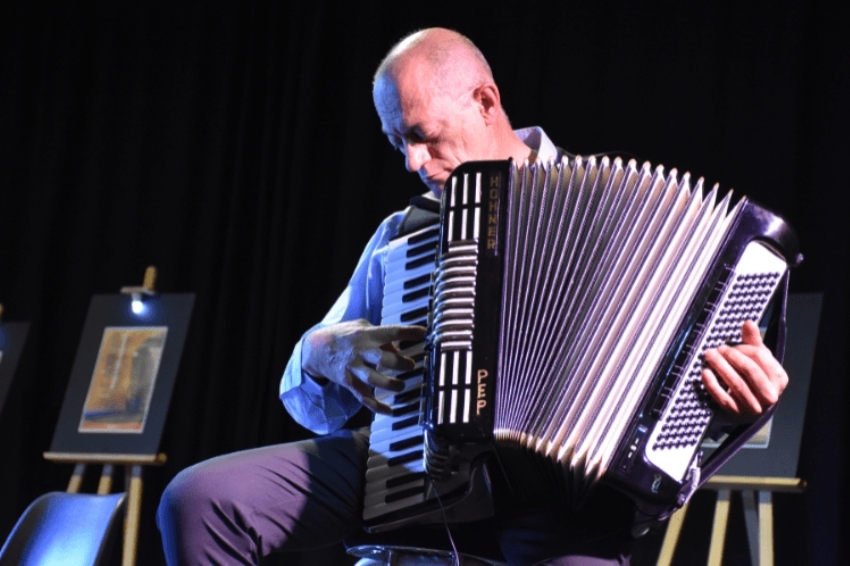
[41,451,167,566]
[37,267,193,566]
[656,474,806,566]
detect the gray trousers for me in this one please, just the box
[156,428,631,566]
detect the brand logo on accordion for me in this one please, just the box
[477,369,489,415]
[651,474,663,493]
[487,173,500,255]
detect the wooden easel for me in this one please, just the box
[42,451,167,566]
[656,474,806,566]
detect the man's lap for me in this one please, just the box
[157,427,632,565]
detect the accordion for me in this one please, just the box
[362,156,800,533]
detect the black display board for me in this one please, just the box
[0,321,30,417]
[49,293,194,456]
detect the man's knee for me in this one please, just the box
[157,459,234,532]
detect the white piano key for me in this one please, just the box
[363,477,427,508]
[363,492,428,522]
[364,469,425,495]
[365,458,425,483]
[368,432,423,456]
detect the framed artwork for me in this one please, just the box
[701,292,822,478]
[49,293,194,456]
[0,321,30,417]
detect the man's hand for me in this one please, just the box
[702,320,789,417]
[301,319,426,415]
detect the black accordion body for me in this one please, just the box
[362,157,800,533]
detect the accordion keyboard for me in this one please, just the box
[362,223,439,522]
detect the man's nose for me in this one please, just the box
[404,142,429,172]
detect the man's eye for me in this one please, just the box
[406,131,428,144]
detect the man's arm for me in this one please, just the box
[280,209,423,434]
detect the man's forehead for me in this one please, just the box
[373,71,430,131]
[373,78,403,129]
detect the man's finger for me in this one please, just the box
[702,367,742,414]
[370,324,427,344]
[358,344,416,374]
[349,364,405,393]
[703,348,763,414]
[343,368,395,414]
[362,396,393,416]
[716,345,784,407]
[343,368,375,400]
[740,320,764,347]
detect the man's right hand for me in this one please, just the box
[301,319,426,415]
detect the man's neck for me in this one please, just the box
[502,127,537,164]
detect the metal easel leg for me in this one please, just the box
[707,489,731,566]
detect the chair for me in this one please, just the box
[0,491,126,566]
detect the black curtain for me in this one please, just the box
[1,2,846,564]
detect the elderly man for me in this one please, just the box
[158,28,788,566]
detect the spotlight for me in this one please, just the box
[120,266,157,316]
[131,294,145,314]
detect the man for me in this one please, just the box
[158,28,788,566]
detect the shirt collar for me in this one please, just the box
[513,126,558,163]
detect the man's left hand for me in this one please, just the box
[701,320,789,416]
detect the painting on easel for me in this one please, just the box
[79,326,168,433]
[50,293,194,456]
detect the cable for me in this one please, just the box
[431,482,461,566]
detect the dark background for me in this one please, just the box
[1,1,846,564]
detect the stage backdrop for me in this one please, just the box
[1,1,847,564]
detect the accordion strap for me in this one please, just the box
[398,196,440,235]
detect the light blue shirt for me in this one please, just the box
[280,127,559,434]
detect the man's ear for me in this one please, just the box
[474,83,501,124]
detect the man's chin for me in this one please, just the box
[422,178,445,198]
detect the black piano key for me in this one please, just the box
[407,226,440,246]
[403,273,432,290]
[405,254,437,270]
[401,306,429,323]
[386,471,427,489]
[407,240,438,259]
[402,287,430,303]
[392,415,419,431]
[398,339,422,350]
[396,367,424,381]
[391,402,420,418]
[387,449,422,467]
[394,387,422,405]
[389,434,423,452]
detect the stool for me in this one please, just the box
[348,544,507,566]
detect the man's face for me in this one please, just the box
[373,68,491,197]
